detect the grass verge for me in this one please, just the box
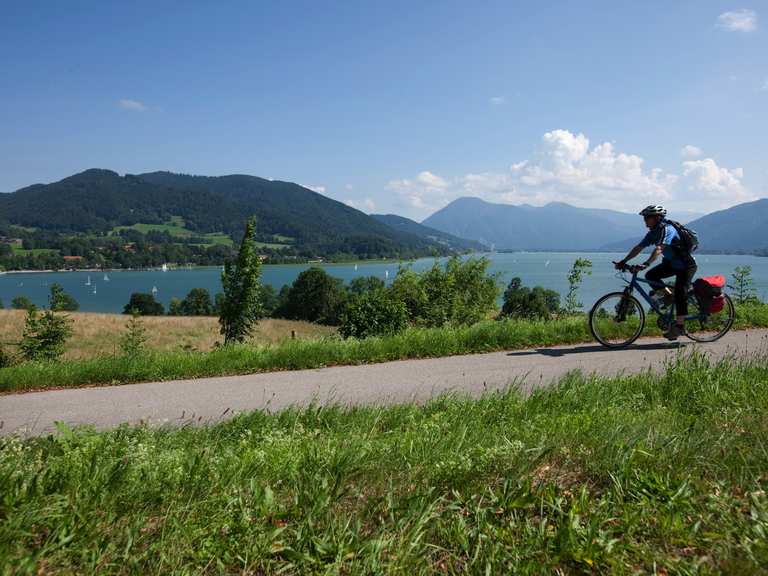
[2,352,768,573]
[2,303,768,393]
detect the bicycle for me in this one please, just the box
[588,263,735,348]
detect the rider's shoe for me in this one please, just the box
[664,323,684,341]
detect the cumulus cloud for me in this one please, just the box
[717,9,757,32]
[489,96,506,105]
[680,158,753,207]
[345,197,377,212]
[387,129,752,217]
[117,98,147,112]
[681,145,703,158]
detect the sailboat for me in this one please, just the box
[161,263,168,272]
[151,286,158,296]
[385,269,389,279]
[354,264,358,271]
[93,284,97,295]
[103,273,110,282]
[85,275,92,286]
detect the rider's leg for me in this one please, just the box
[674,260,698,326]
[646,261,673,291]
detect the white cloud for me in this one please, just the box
[345,197,377,212]
[117,98,147,112]
[680,158,754,207]
[681,145,703,158]
[489,96,506,105]
[387,171,451,210]
[304,184,326,194]
[386,129,753,217]
[761,78,768,91]
[717,9,757,32]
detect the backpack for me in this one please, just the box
[667,220,699,253]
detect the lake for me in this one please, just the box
[2,252,766,314]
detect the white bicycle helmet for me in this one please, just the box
[639,205,667,217]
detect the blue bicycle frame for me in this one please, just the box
[617,269,704,322]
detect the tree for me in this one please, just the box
[123,293,165,316]
[19,306,73,361]
[348,276,385,297]
[49,283,79,311]
[340,289,409,339]
[278,267,347,325]
[564,258,592,314]
[179,288,213,316]
[219,217,264,344]
[260,284,280,318]
[168,298,183,316]
[730,265,759,305]
[119,311,149,357]
[11,295,33,310]
[501,277,560,320]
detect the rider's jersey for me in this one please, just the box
[639,220,695,270]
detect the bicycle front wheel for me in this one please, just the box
[685,293,735,343]
[589,291,646,348]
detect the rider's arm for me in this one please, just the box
[618,244,644,266]
[642,245,664,267]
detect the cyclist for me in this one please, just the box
[614,205,697,340]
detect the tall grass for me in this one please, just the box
[2,303,768,393]
[2,352,768,573]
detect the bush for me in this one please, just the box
[119,312,149,358]
[260,284,280,318]
[11,295,33,310]
[49,283,79,312]
[501,277,560,320]
[178,288,213,316]
[390,256,499,328]
[348,276,385,297]
[19,307,73,362]
[0,345,13,368]
[340,290,409,339]
[123,293,165,316]
[278,267,347,325]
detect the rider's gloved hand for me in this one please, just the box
[613,260,626,270]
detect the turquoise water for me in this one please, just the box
[1,252,766,314]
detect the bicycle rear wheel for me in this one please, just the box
[685,293,735,343]
[589,292,646,348]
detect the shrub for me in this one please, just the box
[278,267,347,325]
[11,295,33,310]
[564,258,592,314]
[260,284,280,318]
[730,265,759,305]
[501,277,560,320]
[19,306,73,362]
[390,256,499,327]
[348,276,385,297]
[340,290,409,339]
[119,311,149,357]
[0,344,13,368]
[219,217,264,343]
[123,293,164,316]
[49,283,79,312]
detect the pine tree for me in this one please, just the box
[219,217,264,344]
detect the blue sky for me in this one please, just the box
[1,0,766,220]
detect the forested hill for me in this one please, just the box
[371,214,486,251]
[0,169,447,259]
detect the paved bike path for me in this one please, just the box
[2,329,767,437]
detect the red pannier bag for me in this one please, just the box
[693,275,726,313]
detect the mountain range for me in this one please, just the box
[0,169,452,259]
[421,197,767,253]
[1,169,765,258]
